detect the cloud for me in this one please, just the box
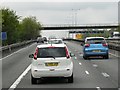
[1,2,118,24]
[77,6,118,24]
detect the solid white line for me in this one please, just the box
[109,53,120,58]
[1,48,26,60]
[79,62,82,65]
[9,64,31,90]
[85,70,89,75]
[1,43,35,60]
[96,87,101,90]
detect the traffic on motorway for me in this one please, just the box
[2,37,118,89]
[29,37,109,84]
[1,1,119,90]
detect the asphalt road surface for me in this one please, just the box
[2,41,119,90]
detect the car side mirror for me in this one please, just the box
[70,53,75,57]
[29,54,34,58]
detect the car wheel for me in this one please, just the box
[83,55,88,60]
[31,75,38,84]
[67,74,73,83]
[104,54,109,59]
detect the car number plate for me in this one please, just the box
[92,50,101,52]
[45,62,58,66]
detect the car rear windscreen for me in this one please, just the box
[37,47,66,58]
[86,38,106,44]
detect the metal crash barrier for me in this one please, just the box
[0,40,36,52]
[63,38,120,51]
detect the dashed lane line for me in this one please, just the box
[101,72,110,78]
[79,62,82,65]
[109,53,120,58]
[92,64,98,68]
[74,57,77,60]
[9,64,31,90]
[96,87,101,90]
[85,70,89,75]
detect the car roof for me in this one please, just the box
[37,44,66,48]
[85,37,105,40]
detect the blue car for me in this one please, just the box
[83,37,109,59]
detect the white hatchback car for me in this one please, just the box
[48,38,64,44]
[29,44,74,84]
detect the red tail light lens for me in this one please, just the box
[65,47,70,59]
[85,44,90,47]
[34,48,38,60]
[102,43,108,47]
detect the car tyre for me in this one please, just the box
[67,74,73,83]
[83,55,88,60]
[104,54,109,59]
[31,75,38,84]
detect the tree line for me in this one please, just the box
[1,8,42,46]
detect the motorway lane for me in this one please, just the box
[2,43,37,89]
[16,41,118,88]
[66,41,118,85]
[2,41,118,89]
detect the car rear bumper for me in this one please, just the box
[31,68,73,78]
[84,52,108,56]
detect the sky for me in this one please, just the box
[1,0,119,38]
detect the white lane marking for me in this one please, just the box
[79,54,83,56]
[101,72,110,78]
[1,48,26,60]
[79,62,82,65]
[96,87,101,90]
[109,53,120,58]
[93,64,98,68]
[1,43,35,60]
[74,57,77,60]
[85,70,89,75]
[9,64,31,90]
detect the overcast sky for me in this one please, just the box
[1,1,119,38]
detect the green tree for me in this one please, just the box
[2,8,20,45]
[20,16,41,40]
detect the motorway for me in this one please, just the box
[2,41,119,90]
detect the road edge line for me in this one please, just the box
[8,64,31,90]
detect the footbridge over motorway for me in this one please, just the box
[42,23,119,30]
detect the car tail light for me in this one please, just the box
[102,43,108,47]
[34,48,38,60]
[85,44,90,47]
[65,47,70,59]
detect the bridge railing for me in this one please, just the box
[43,23,119,27]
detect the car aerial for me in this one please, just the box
[83,37,109,59]
[48,38,65,44]
[29,44,74,84]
